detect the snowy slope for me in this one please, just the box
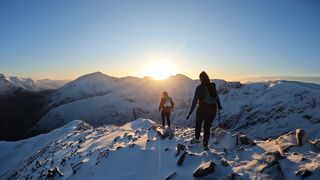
[218,80,320,139]
[2,119,320,179]
[0,73,68,95]
[33,72,240,131]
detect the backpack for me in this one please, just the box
[200,83,217,104]
[163,97,172,107]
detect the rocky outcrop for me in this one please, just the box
[193,161,216,177]
[235,151,285,179]
[295,168,313,179]
[275,129,308,152]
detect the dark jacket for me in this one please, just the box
[189,83,222,114]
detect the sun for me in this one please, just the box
[142,59,176,80]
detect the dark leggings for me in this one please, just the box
[195,104,217,146]
[161,112,171,127]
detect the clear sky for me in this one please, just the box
[0,0,319,80]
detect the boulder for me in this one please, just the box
[193,161,216,177]
[296,129,308,146]
[238,134,256,146]
[156,128,174,139]
[295,168,313,179]
[276,129,308,152]
[303,115,312,120]
[177,151,187,166]
[175,143,186,157]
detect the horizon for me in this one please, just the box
[1,1,320,81]
[2,71,320,84]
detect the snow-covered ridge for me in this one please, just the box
[219,80,320,139]
[33,72,240,132]
[2,119,320,179]
[0,73,68,95]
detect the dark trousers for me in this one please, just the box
[195,103,217,146]
[161,112,171,127]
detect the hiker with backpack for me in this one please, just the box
[187,71,223,150]
[159,91,174,128]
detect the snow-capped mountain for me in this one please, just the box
[2,119,320,179]
[32,72,320,141]
[0,73,68,95]
[32,72,240,132]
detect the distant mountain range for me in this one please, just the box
[242,76,320,84]
[0,73,69,95]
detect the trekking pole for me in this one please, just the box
[218,110,221,127]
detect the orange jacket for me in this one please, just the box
[159,96,174,113]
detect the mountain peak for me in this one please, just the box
[77,71,111,80]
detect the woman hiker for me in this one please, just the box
[187,71,223,150]
[159,91,174,128]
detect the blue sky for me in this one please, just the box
[0,0,319,80]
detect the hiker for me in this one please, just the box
[159,91,174,128]
[187,71,223,150]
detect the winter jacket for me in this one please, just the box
[159,96,174,113]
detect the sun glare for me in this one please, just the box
[142,59,176,80]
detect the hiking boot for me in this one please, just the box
[191,138,200,144]
[203,145,209,151]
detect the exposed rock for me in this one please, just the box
[303,115,312,120]
[295,168,313,179]
[46,167,64,179]
[258,151,284,172]
[177,151,187,166]
[276,129,308,152]
[235,151,284,174]
[220,158,229,167]
[259,163,284,180]
[72,162,82,174]
[310,118,320,123]
[312,139,320,151]
[238,134,256,146]
[157,128,174,139]
[296,129,308,146]
[175,144,186,157]
[193,161,216,177]
[165,172,177,180]
[218,173,239,180]
[95,149,109,165]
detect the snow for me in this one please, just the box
[3,119,320,179]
